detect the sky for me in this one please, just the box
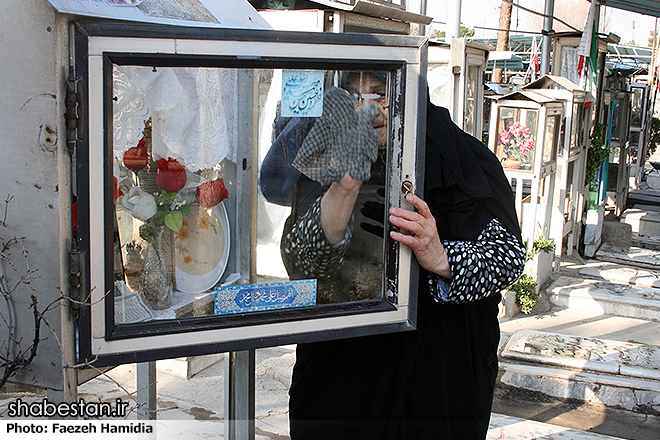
[406,0,659,47]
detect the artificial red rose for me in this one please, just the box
[196,178,229,208]
[157,157,187,193]
[123,139,149,170]
[113,176,123,203]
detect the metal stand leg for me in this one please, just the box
[47,389,64,420]
[137,361,157,420]
[225,350,255,440]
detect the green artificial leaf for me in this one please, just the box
[161,190,177,203]
[164,211,183,232]
[179,204,192,217]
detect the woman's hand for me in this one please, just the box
[389,194,451,279]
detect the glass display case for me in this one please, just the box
[489,90,564,249]
[492,96,562,175]
[73,23,427,365]
[427,41,488,140]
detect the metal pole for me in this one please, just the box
[419,0,428,36]
[447,0,462,40]
[137,361,157,420]
[225,350,256,440]
[540,0,554,75]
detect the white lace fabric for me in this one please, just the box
[113,66,238,171]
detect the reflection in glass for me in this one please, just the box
[111,66,391,323]
[261,70,390,304]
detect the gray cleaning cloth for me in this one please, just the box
[293,87,379,186]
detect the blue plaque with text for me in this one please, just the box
[214,279,317,315]
[281,70,324,117]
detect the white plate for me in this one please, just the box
[174,202,230,294]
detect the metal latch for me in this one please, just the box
[65,67,83,156]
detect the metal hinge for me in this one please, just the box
[69,250,87,318]
[65,67,83,156]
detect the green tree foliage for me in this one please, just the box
[430,24,475,39]
[585,123,609,185]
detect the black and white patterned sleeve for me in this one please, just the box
[281,196,352,279]
[428,218,525,304]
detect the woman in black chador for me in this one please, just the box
[262,72,525,439]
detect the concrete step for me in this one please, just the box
[499,329,660,413]
[595,243,660,271]
[632,232,660,250]
[559,259,660,289]
[488,413,624,439]
[547,276,660,321]
[621,208,660,235]
[499,308,660,355]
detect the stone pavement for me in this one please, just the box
[495,208,660,440]
[1,353,625,440]
[8,218,660,439]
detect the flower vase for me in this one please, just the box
[502,157,522,170]
[141,226,175,310]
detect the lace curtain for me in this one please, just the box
[113,66,238,171]
[560,47,580,86]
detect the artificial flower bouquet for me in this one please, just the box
[499,122,535,170]
[116,136,229,309]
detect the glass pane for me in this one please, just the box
[543,115,559,164]
[111,65,392,324]
[570,103,586,153]
[464,65,477,137]
[630,87,644,128]
[565,161,575,220]
[495,107,538,172]
[428,62,451,109]
[258,70,390,304]
[611,99,625,142]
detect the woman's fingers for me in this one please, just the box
[388,213,424,236]
[389,230,417,248]
[388,194,450,276]
[404,194,433,218]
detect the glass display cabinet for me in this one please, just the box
[521,75,591,258]
[489,90,564,244]
[427,40,489,140]
[628,82,650,183]
[73,23,428,365]
[601,84,632,215]
[492,92,562,174]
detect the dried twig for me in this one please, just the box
[0,195,50,389]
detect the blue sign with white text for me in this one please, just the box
[215,279,317,315]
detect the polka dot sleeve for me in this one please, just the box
[281,196,352,279]
[428,218,525,304]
